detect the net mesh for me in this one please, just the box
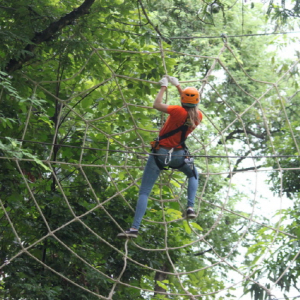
[1,36,300,300]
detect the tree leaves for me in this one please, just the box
[1,0,300,299]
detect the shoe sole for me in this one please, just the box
[187,214,196,219]
[117,233,138,238]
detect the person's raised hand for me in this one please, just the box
[159,76,168,87]
[168,76,179,87]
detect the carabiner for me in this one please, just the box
[164,148,174,165]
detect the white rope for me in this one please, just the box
[1,38,299,300]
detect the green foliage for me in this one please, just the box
[0,0,299,299]
[0,137,50,170]
[266,0,300,25]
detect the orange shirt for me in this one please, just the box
[158,105,203,148]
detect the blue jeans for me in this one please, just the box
[132,147,199,229]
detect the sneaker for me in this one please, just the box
[186,208,196,219]
[117,229,139,239]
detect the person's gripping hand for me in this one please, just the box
[168,76,179,86]
[159,76,168,87]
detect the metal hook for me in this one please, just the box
[221,33,228,43]
[164,148,174,165]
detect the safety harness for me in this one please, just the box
[150,118,197,178]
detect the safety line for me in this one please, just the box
[168,31,300,40]
[1,136,299,159]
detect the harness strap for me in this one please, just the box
[158,123,188,141]
[152,148,197,179]
[158,118,189,150]
[152,117,191,171]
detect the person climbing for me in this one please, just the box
[117,76,203,238]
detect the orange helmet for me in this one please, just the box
[181,87,200,107]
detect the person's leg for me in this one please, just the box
[168,150,199,208]
[131,150,165,229]
[186,166,198,208]
[177,162,199,208]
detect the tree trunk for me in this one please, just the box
[154,263,170,298]
[5,0,95,73]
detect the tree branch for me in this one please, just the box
[137,0,171,45]
[288,89,300,101]
[226,148,264,178]
[5,0,95,73]
[0,6,16,11]
[227,165,262,179]
[218,129,267,144]
[111,17,149,26]
[194,248,213,256]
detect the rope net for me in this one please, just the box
[1,37,300,300]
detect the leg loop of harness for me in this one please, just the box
[182,149,198,179]
[152,148,168,170]
[152,146,197,179]
[187,158,198,179]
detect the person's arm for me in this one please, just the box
[153,87,169,112]
[176,84,182,98]
[153,77,169,113]
[168,76,182,101]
